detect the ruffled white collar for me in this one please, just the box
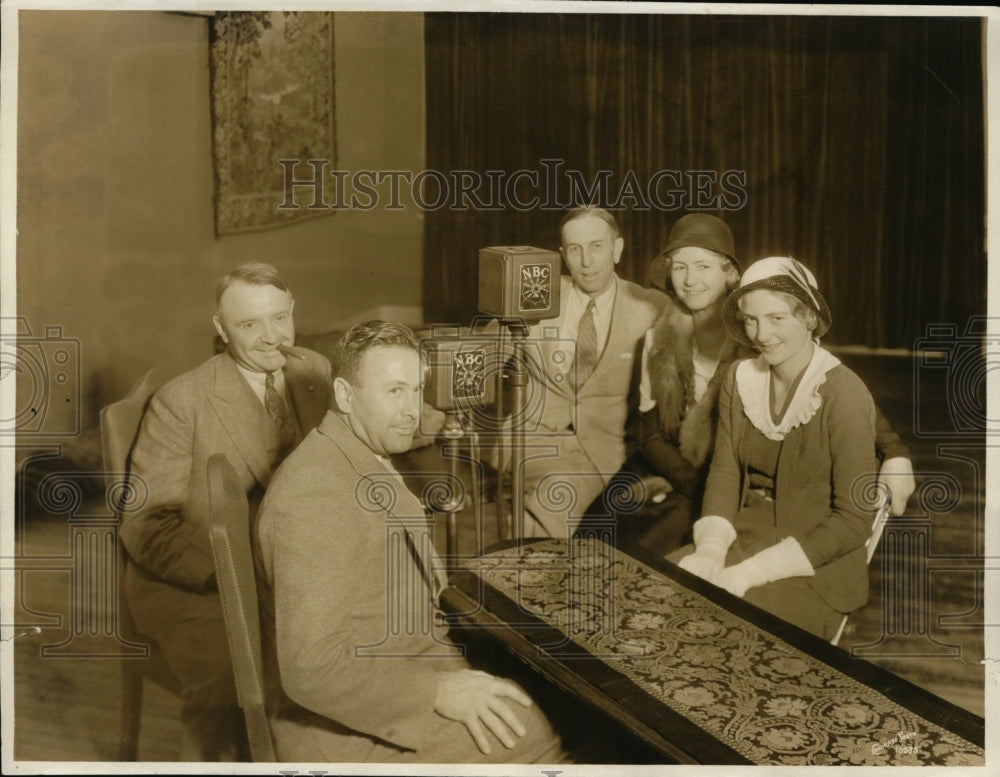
[736,345,841,440]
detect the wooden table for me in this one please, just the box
[441,537,985,766]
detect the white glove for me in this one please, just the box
[878,456,916,516]
[677,515,736,580]
[712,536,815,597]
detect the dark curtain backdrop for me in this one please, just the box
[423,14,984,349]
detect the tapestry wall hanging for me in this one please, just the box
[209,11,336,234]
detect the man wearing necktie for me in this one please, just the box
[264,369,298,458]
[514,207,668,538]
[121,262,332,760]
[257,321,564,764]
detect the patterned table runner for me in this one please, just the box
[450,537,985,766]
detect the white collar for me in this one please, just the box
[735,345,841,440]
[235,362,287,407]
[570,274,618,314]
[236,364,264,386]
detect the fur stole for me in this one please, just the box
[646,303,747,467]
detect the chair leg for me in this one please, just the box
[119,662,143,761]
[830,614,848,647]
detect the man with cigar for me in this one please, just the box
[120,261,332,760]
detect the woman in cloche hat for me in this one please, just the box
[620,214,751,553]
[611,216,913,560]
[669,256,882,639]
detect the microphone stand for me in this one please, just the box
[439,411,465,560]
[502,319,530,542]
[434,410,486,558]
[493,333,508,542]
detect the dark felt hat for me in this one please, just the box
[649,214,738,291]
[721,256,832,348]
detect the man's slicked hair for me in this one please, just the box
[559,205,622,242]
[215,262,290,308]
[333,320,419,385]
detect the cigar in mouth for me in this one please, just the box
[277,344,306,360]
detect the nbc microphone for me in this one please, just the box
[477,245,561,323]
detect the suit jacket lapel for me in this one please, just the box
[324,413,445,598]
[210,353,273,487]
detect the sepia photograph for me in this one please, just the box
[0,1,994,773]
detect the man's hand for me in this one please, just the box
[435,669,531,754]
[878,456,916,515]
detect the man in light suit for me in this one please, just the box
[257,321,565,764]
[517,206,668,537]
[120,262,332,760]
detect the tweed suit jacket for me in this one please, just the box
[257,411,463,756]
[525,275,668,481]
[121,346,331,633]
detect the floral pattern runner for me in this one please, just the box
[459,538,985,766]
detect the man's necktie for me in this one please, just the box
[575,299,598,387]
[264,371,297,456]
